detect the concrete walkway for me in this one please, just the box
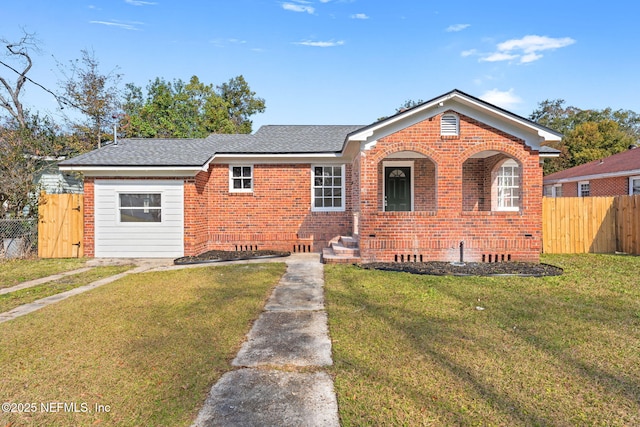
[192,253,340,427]
[0,259,172,324]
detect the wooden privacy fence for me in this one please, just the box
[38,193,84,258]
[542,195,640,255]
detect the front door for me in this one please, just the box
[385,167,411,211]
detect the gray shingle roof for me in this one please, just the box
[59,110,561,168]
[59,138,217,167]
[59,125,365,167]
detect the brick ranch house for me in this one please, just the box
[543,146,640,197]
[59,90,561,263]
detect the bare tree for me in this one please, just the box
[0,31,39,127]
[58,49,122,149]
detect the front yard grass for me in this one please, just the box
[0,258,87,289]
[325,254,640,426]
[0,263,285,427]
[0,265,133,313]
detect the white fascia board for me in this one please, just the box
[58,166,204,177]
[452,95,562,143]
[211,152,344,164]
[544,169,640,184]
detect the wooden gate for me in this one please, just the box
[38,193,84,258]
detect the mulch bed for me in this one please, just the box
[174,250,291,265]
[360,261,563,277]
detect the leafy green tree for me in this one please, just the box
[564,120,635,166]
[0,114,69,216]
[218,75,266,134]
[530,99,640,174]
[122,75,265,138]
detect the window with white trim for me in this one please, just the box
[578,181,590,197]
[441,113,459,136]
[544,184,562,197]
[496,159,520,211]
[119,193,162,222]
[229,165,253,192]
[630,176,640,195]
[312,165,344,211]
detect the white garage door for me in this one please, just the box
[94,180,184,258]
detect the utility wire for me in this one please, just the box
[0,59,92,116]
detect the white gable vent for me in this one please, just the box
[441,113,459,136]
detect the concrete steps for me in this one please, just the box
[321,236,361,264]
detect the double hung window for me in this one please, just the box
[312,166,344,211]
[496,159,520,211]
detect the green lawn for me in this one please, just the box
[325,254,640,426]
[0,263,285,427]
[0,265,133,313]
[0,258,87,289]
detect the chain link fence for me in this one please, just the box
[0,219,38,259]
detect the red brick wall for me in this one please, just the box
[83,178,95,257]
[184,170,210,256]
[200,163,352,254]
[559,176,629,197]
[357,112,543,263]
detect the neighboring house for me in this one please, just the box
[59,89,561,262]
[35,162,84,195]
[543,147,640,197]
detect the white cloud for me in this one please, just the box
[446,23,470,32]
[478,34,575,64]
[282,2,315,13]
[125,0,157,5]
[351,13,369,20]
[498,35,575,53]
[295,40,345,47]
[480,89,522,109]
[89,20,142,30]
[480,52,519,62]
[461,49,477,57]
[520,52,543,63]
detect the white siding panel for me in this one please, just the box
[94,180,184,258]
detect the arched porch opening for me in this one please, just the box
[376,150,437,212]
[462,151,522,212]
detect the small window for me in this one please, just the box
[630,176,640,195]
[578,181,590,197]
[554,185,563,197]
[230,165,253,192]
[312,165,345,212]
[544,184,562,197]
[496,159,520,211]
[119,193,161,222]
[441,113,459,136]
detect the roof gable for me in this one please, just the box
[346,89,562,153]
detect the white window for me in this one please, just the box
[578,181,590,197]
[119,193,162,223]
[544,184,562,197]
[496,159,520,211]
[630,176,640,195]
[441,113,459,136]
[312,165,345,212]
[230,165,253,192]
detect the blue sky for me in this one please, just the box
[1,0,639,131]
